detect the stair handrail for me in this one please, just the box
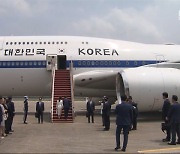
[51,66,56,122]
[69,60,75,120]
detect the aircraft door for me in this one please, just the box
[57,55,67,70]
[46,54,57,71]
[0,38,4,50]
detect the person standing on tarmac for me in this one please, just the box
[102,96,111,131]
[86,97,95,123]
[23,96,28,124]
[162,92,171,142]
[128,96,138,130]
[115,95,133,152]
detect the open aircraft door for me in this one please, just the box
[0,37,4,50]
[46,54,57,71]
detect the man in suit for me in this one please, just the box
[128,96,138,130]
[167,95,180,145]
[162,92,171,142]
[7,97,15,132]
[102,96,111,131]
[63,96,71,119]
[115,95,133,152]
[23,96,28,124]
[36,97,45,124]
[86,97,95,123]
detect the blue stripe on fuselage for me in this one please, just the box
[0,60,159,68]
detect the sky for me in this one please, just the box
[0,0,180,44]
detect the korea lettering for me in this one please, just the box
[4,48,46,56]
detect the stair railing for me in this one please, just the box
[51,66,56,122]
[69,60,75,120]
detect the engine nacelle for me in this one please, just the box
[116,67,180,111]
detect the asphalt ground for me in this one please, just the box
[0,100,180,153]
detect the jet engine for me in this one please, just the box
[116,67,180,111]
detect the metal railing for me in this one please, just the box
[69,61,75,120]
[51,67,56,122]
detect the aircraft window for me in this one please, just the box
[56,42,59,44]
[23,42,25,45]
[39,42,42,44]
[16,62,19,66]
[61,42,63,44]
[10,42,13,45]
[113,61,116,65]
[96,61,99,65]
[34,62,37,65]
[25,62,28,66]
[126,61,129,65]
[0,62,1,66]
[38,61,41,65]
[117,61,121,65]
[14,42,17,45]
[82,42,84,44]
[105,61,108,65]
[134,61,138,65]
[83,61,86,65]
[27,42,29,45]
[78,61,81,65]
[52,42,55,44]
[109,61,112,65]
[44,42,46,44]
[42,61,46,66]
[20,62,23,66]
[3,62,6,66]
[100,61,103,65]
[87,61,90,66]
[142,61,146,65]
[35,42,38,44]
[86,42,88,44]
[29,62,32,66]
[48,42,50,44]
[7,62,10,66]
[31,42,33,44]
[11,62,14,66]
[91,61,95,65]
[6,42,8,45]
[19,42,21,45]
[65,42,67,44]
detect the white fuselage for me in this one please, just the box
[0,36,180,111]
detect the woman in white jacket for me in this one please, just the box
[56,97,63,119]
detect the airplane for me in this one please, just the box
[0,36,180,112]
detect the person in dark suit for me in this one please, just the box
[128,96,138,130]
[36,97,45,124]
[167,95,180,145]
[6,97,15,133]
[102,96,111,131]
[162,92,171,142]
[86,97,95,123]
[23,96,28,124]
[115,95,133,152]
[63,96,71,119]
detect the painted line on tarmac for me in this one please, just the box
[138,147,180,153]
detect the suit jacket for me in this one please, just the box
[7,101,15,117]
[63,98,71,109]
[162,99,170,121]
[0,106,2,123]
[24,100,28,112]
[167,102,180,124]
[86,101,95,113]
[36,102,44,113]
[102,101,111,116]
[115,101,133,126]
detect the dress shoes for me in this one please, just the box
[121,148,126,152]
[162,138,170,142]
[103,128,109,131]
[24,122,28,124]
[168,142,176,145]
[114,147,120,151]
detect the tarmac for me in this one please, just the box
[0,99,180,153]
